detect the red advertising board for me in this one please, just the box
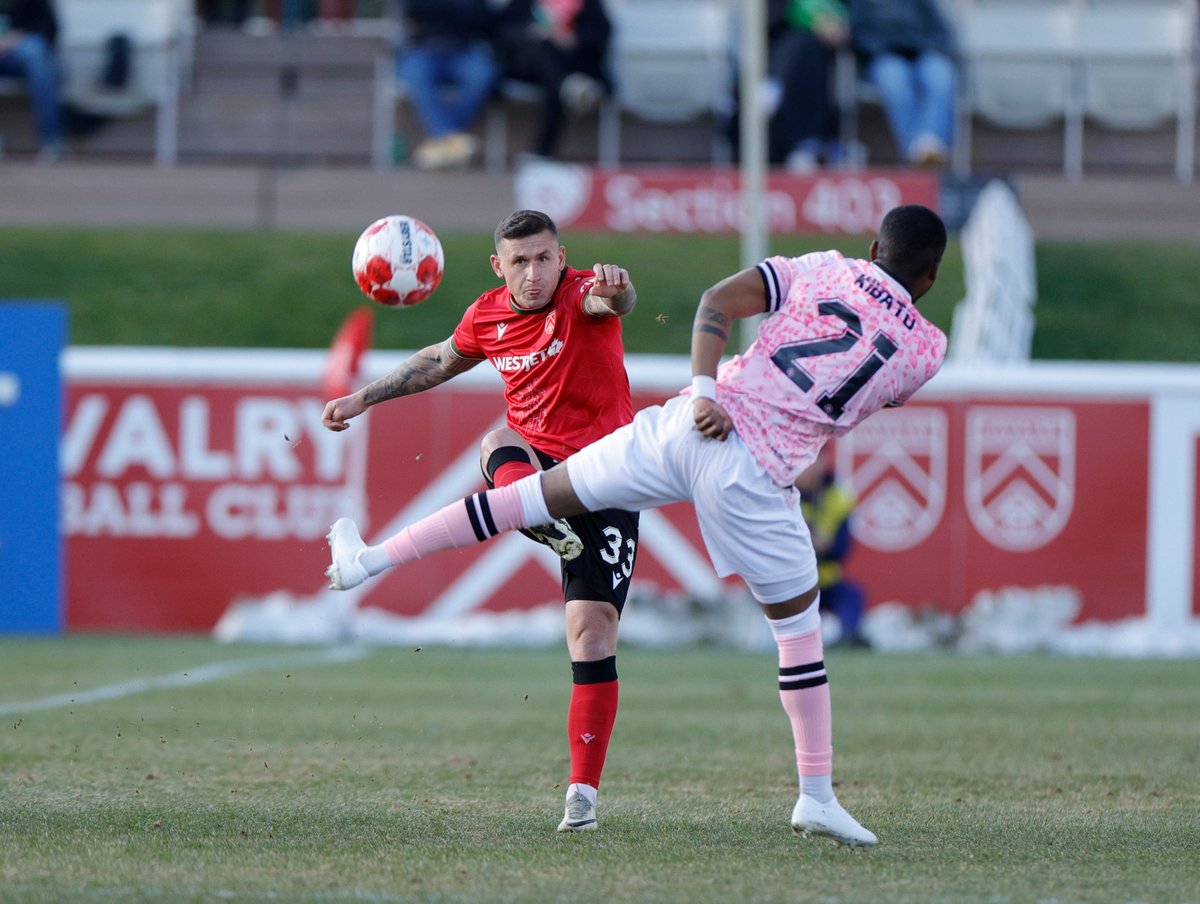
[837,400,1149,622]
[63,364,714,632]
[514,166,940,234]
[62,352,1200,634]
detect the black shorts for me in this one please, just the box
[487,448,640,613]
[558,504,640,612]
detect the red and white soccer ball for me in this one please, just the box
[351,215,445,307]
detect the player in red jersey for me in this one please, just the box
[322,209,638,833]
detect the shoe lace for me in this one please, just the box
[565,794,593,820]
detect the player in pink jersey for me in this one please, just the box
[323,210,640,834]
[327,204,949,846]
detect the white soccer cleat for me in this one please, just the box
[325,517,370,591]
[523,518,584,561]
[790,795,878,847]
[556,790,597,832]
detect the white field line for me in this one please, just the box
[20,885,418,902]
[77,886,418,902]
[0,645,370,716]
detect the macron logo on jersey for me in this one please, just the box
[496,322,509,339]
[491,338,564,372]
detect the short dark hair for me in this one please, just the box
[875,205,947,286]
[494,210,558,249]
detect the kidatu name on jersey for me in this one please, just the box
[854,272,918,331]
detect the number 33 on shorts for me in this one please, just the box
[599,526,635,588]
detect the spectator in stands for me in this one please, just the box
[198,0,251,28]
[494,0,613,161]
[261,0,313,32]
[847,0,957,167]
[767,0,850,172]
[794,447,869,647]
[0,0,65,161]
[316,0,355,33]
[396,0,499,169]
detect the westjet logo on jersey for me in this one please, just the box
[491,338,564,372]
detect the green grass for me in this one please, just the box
[1,636,1198,903]
[3,225,1196,362]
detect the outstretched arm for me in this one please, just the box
[322,338,480,431]
[690,267,769,441]
[583,263,637,317]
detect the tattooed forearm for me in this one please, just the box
[694,305,731,343]
[361,347,453,405]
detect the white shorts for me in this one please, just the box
[566,394,819,604]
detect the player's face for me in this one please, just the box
[492,231,566,311]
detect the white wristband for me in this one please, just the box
[691,375,718,400]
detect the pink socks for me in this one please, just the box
[775,628,834,780]
[383,484,518,565]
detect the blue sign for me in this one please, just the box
[0,302,67,633]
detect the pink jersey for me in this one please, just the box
[714,250,947,487]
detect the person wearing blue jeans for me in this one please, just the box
[0,0,65,160]
[848,0,957,167]
[396,0,498,169]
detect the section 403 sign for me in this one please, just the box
[515,165,939,235]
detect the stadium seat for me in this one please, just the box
[0,76,25,158]
[481,78,621,171]
[1078,0,1196,182]
[54,0,192,166]
[371,61,620,171]
[959,0,1083,178]
[608,0,733,163]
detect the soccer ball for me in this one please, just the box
[351,215,445,307]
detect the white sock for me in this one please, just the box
[515,472,552,525]
[358,543,392,575]
[567,782,597,805]
[764,595,821,639]
[801,774,835,804]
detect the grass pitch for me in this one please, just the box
[1,636,1197,903]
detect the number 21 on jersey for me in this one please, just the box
[770,298,899,421]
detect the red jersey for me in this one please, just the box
[450,266,632,461]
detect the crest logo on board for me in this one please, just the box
[513,161,593,225]
[836,408,947,551]
[965,407,1075,551]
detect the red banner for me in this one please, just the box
[61,353,1200,634]
[514,166,940,234]
[837,399,1148,622]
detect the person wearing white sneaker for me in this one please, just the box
[326,206,950,846]
[557,784,597,832]
[792,793,877,846]
[324,210,640,832]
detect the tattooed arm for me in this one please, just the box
[690,267,770,441]
[322,338,481,432]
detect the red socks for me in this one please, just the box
[493,459,537,487]
[567,657,619,789]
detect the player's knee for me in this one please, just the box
[482,438,537,483]
[480,427,527,457]
[759,585,820,620]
